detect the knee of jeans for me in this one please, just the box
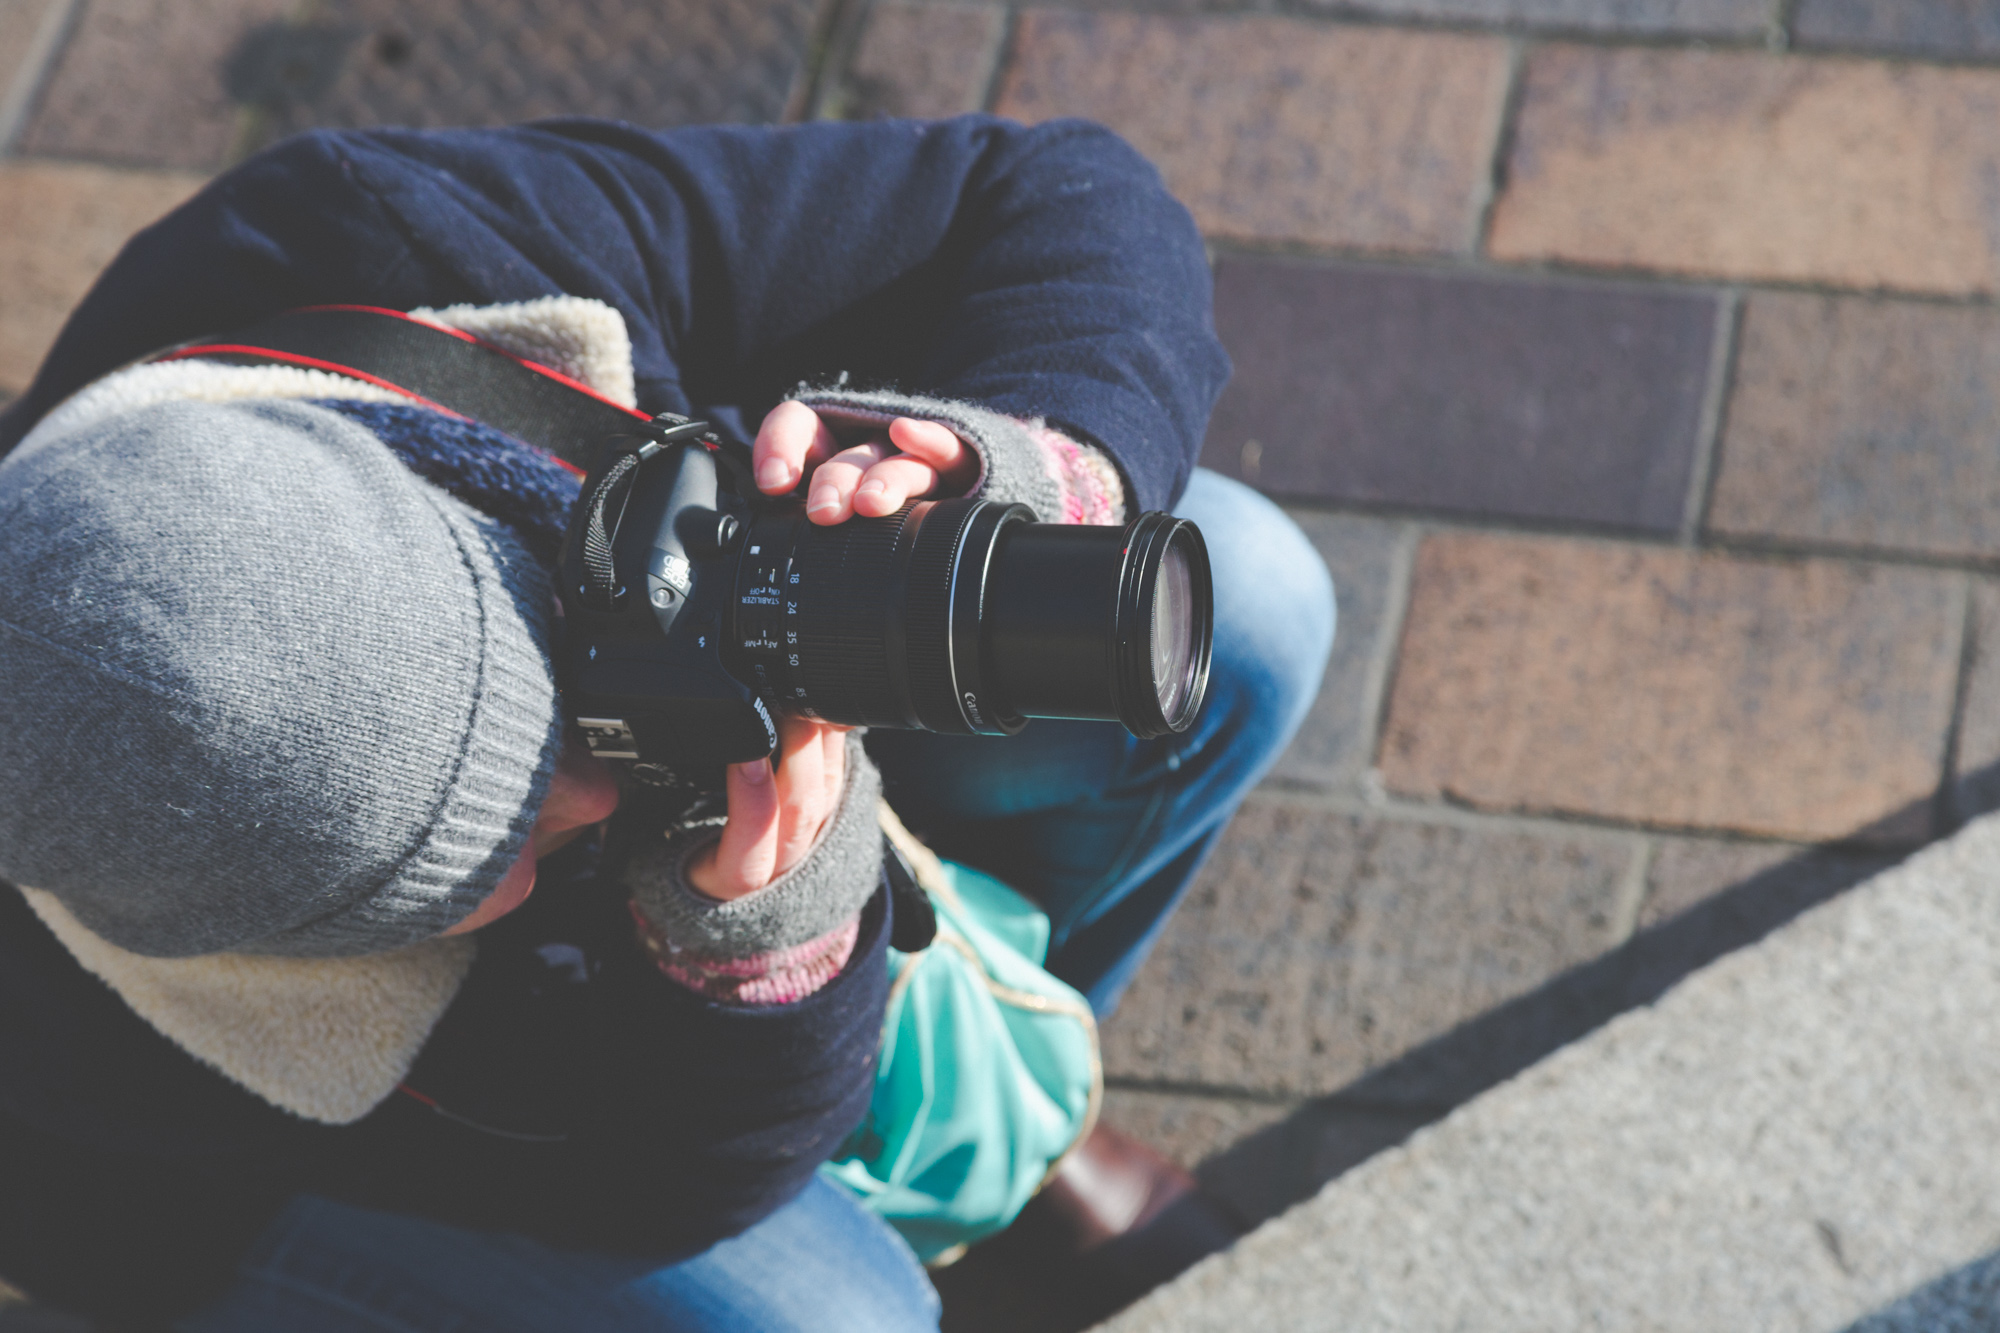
[1177,470,1337,742]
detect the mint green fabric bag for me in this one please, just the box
[819,809,1102,1265]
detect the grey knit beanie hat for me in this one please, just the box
[0,398,564,958]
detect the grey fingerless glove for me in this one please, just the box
[790,386,1066,523]
[624,735,883,969]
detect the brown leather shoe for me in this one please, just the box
[1012,1123,1242,1313]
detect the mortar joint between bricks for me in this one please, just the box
[1357,522,1421,788]
[793,0,875,122]
[1471,36,1527,260]
[1769,0,1799,52]
[1682,286,1744,545]
[1611,837,1657,944]
[1935,578,1981,837]
[976,7,1023,117]
[1196,239,2000,317]
[0,0,83,158]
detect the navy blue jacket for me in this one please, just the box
[0,115,1226,1323]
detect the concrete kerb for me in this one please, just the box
[1097,808,2000,1332]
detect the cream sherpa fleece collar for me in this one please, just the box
[13,296,634,1124]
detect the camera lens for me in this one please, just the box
[726,500,1212,739]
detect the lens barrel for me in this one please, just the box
[725,498,1213,739]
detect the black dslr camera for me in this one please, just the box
[556,414,1214,789]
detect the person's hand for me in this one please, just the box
[753,401,979,525]
[685,714,849,901]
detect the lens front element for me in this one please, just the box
[1151,541,1200,729]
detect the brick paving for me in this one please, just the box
[6,0,2000,1329]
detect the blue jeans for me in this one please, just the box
[177,471,1334,1333]
[176,1182,940,1333]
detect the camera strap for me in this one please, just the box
[146,304,656,473]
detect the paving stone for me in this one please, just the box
[0,160,204,395]
[18,0,289,170]
[1488,45,2000,296]
[1267,514,1407,793]
[1641,837,1900,931]
[841,3,1003,120]
[1380,534,1964,843]
[243,0,823,141]
[1172,1094,1440,1229]
[1306,0,1767,36]
[1795,0,2000,59]
[994,13,1511,252]
[1709,293,2000,562]
[1951,581,2000,827]
[1202,258,1716,532]
[1099,799,1634,1100]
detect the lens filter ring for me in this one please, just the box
[1112,513,1214,738]
[946,500,1033,736]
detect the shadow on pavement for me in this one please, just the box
[940,779,2000,1331]
[1841,1250,2000,1332]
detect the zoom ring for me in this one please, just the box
[792,507,910,728]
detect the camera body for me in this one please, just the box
[557,413,1215,789]
[558,420,777,786]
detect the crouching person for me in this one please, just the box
[0,113,1333,1330]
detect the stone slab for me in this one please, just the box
[1489,45,2000,296]
[1099,812,2000,1333]
[243,0,822,141]
[0,161,205,395]
[994,13,1510,252]
[1379,533,1964,844]
[1641,837,1900,932]
[1709,293,2000,562]
[1266,514,1407,793]
[1130,1092,1439,1230]
[1202,258,1716,532]
[1306,0,1768,35]
[842,3,1004,120]
[1795,0,2000,59]
[18,0,288,170]
[1099,798,1635,1100]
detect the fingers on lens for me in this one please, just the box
[806,440,892,524]
[851,456,940,517]
[755,402,839,495]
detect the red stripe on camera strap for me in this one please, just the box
[147,305,658,476]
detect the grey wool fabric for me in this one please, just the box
[792,388,1068,523]
[626,735,883,960]
[0,399,564,958]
